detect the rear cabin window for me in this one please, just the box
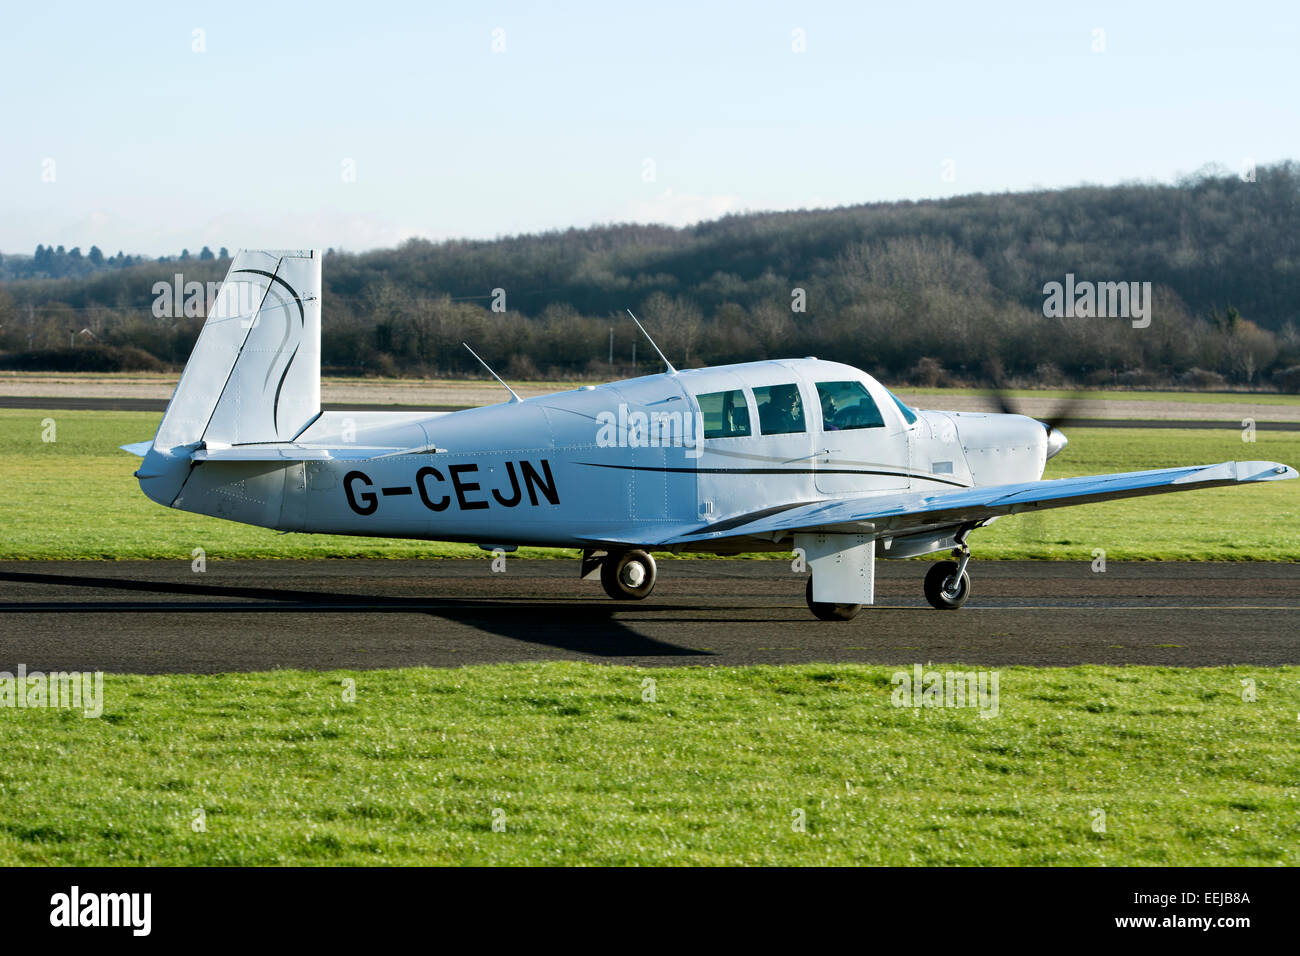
[696,389,751,439]
[754,384,807,435]
[816,381,885,431]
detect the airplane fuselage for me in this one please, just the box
[161,358,1051,553]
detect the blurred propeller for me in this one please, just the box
[986,382,1085,460]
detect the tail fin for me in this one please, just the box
[155,249,321,449]
[139,249,321,505]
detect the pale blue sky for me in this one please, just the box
[2,0,1296,256]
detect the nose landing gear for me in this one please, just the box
[924,543,972,610]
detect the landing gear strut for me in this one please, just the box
[924,538,972,610]
[601,550,657,601]
[805,577,863,621]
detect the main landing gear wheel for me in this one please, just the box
[601,550,657,601]
[924,559,971,610]
[805,577,863,622]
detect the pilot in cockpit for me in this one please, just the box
[820,390,840,430]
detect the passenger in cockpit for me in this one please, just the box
[759,384,802,434]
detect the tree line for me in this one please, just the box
[1,161,1298,390]
[0,245,230,281]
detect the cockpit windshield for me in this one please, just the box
[886,389,919,426]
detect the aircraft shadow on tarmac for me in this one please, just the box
[0,570,712,660]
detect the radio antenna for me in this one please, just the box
[625,309,677,374]
[462,342,521,403]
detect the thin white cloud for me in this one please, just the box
[626,189,741,227]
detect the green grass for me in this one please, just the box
[0,409,569,561]
[0,662,1294,865]
[977,427,1300,561]
[1,409,1297,560]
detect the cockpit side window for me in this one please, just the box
[753,384,806,435]
[696,388,751,439]
[815,381,885,431]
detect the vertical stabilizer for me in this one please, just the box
[139,249,321,505]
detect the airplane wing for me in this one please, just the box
[655,460,1297,548]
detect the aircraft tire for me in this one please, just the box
[601,550,657,600]
[805,577,863,621]
[924,560,971,610]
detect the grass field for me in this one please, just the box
[3,408,1297,867]
[0,663,1294,865]
[1,409,1296,561]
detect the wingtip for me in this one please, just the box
[1236,461,1298,481]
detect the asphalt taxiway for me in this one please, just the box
[0,559,1295,673]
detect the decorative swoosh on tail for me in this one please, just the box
[232,267,305,436]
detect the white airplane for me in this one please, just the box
[123,250,1297,620]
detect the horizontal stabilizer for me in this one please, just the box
[120,440,154,457]
[191,442,445,462]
